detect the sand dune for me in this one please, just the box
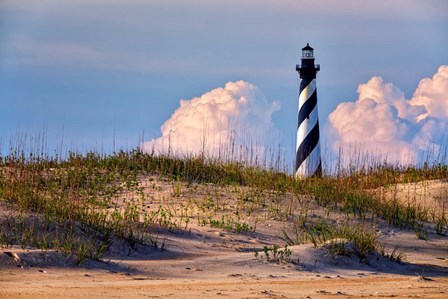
[1,176,447,298]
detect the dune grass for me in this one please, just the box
[0,145,447,264]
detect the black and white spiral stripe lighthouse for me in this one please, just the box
[295,43,322,178]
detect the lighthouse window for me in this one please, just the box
[302,50,313,58]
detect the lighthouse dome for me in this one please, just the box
[302,43,313,51]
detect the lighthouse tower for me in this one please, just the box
[295,43,322,178]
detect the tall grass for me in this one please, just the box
[0,138,447,264]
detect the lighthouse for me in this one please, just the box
[295,43,322,178]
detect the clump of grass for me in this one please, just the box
[282,216,379,261]
[434,210,447,235]
[205,215,255,234]
[377,244,406,264]
[254,244,292,264]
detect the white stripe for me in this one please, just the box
[296,105,318,152]
[295,142,321,178]
[298,79,316,110]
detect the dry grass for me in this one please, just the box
[0,141,447,265]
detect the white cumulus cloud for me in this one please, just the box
[328,65,448,165]
[141,81,280,161]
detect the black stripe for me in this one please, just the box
[298,90,317,127]
[300,78,313,91]
[312,162,322,177]
[296,121,320,171]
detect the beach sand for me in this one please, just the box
[1,177,447,298]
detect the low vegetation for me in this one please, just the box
[0,144,447,265]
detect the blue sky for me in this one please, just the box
[1,0,447,161]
